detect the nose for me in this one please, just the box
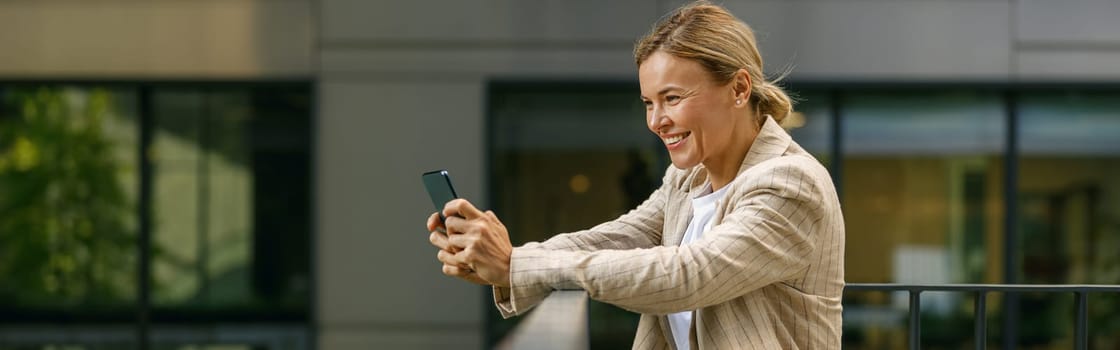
[648,105,669,134]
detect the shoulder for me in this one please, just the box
[729,153,836,203]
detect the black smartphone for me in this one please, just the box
[422,169,459,223]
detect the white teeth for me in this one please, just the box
[663,134,685,145]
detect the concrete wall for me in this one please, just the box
[0,0,312,78]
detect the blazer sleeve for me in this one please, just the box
[491,168,677,314]
[496,161,827,317]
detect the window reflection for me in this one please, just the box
[152,89,256,308]
[840,90,1006,348]
[0,86,139,309]
[1018,90,1120,347]
[787,90,832,166]
[489,83,656,348]
[151,86,312,314]
[843,91,1005,284]
[0,83,311,347]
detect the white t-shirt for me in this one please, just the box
[668,183,730,350]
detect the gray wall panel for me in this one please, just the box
[1017,51,1120,80]
[320,47,636,77]
[322,0,659,43]
[726,0,1012,79]
[316,80,486,328]
[1017,0,1120,43]
[0,0,312,77]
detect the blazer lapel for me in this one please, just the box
[712,115,791,225]
[737,115,792,174]
[662,171,698,246]
[666,163,716,246]
[654,116,794,348]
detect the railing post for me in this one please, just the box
[909,290,921,350]
[975,291,986,350]
[841,284,1120,350]
[1075,291,1087,350]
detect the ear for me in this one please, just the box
[731,68,752,108]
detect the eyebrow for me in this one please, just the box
[641,86,684,100]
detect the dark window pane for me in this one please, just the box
[1018,90,1120,347]
[150,86,311,317]
[840,90,1005,349]
[843,90,1005,284]
[489,83,654,348]
[788,90,832,166]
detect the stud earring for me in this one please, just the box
[735,99,742,105]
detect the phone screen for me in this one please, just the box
[422,170,458,222]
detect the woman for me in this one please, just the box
[427,1,844,349]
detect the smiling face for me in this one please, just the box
[640,51,753,173]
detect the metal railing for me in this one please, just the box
[499,284,1120,350]
[846,283,1120,350]
[497,290,589,350]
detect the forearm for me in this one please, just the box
[501,195,818,316]
[515,238,809,314]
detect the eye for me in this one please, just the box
[666,95,682,104]
[642,99,653,109]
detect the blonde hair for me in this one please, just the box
[634,1,793,125]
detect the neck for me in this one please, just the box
[705,118,760,191]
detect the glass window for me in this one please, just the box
[151,89,257,309]
[0,86,139,312]
[491,84,661,245]
[787,90,832,166]
[1017,90,1120,347]
[0,83,311,347]
[489,83,655,348]
[151,86,312,316]
[840,90,1006,348]
[843,90,1005,284]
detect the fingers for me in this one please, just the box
[437,248,469,267]
[442,263,471,277]
[441,263,490,285]
[444,215,467,234]
[426,212,445,232]
[442,216,474,246]
[429,230,451,251]
[443,209,498,234]
[447,232,473,248]
[429,204,494,286]
[443,198,485,220]
[438,250,485,284]
[430,230,463,252]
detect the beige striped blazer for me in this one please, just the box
[493,116,845,349]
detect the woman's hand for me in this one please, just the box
[426,199,513,287]
[427,212,489,285]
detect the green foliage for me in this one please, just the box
[0,87,136,307]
